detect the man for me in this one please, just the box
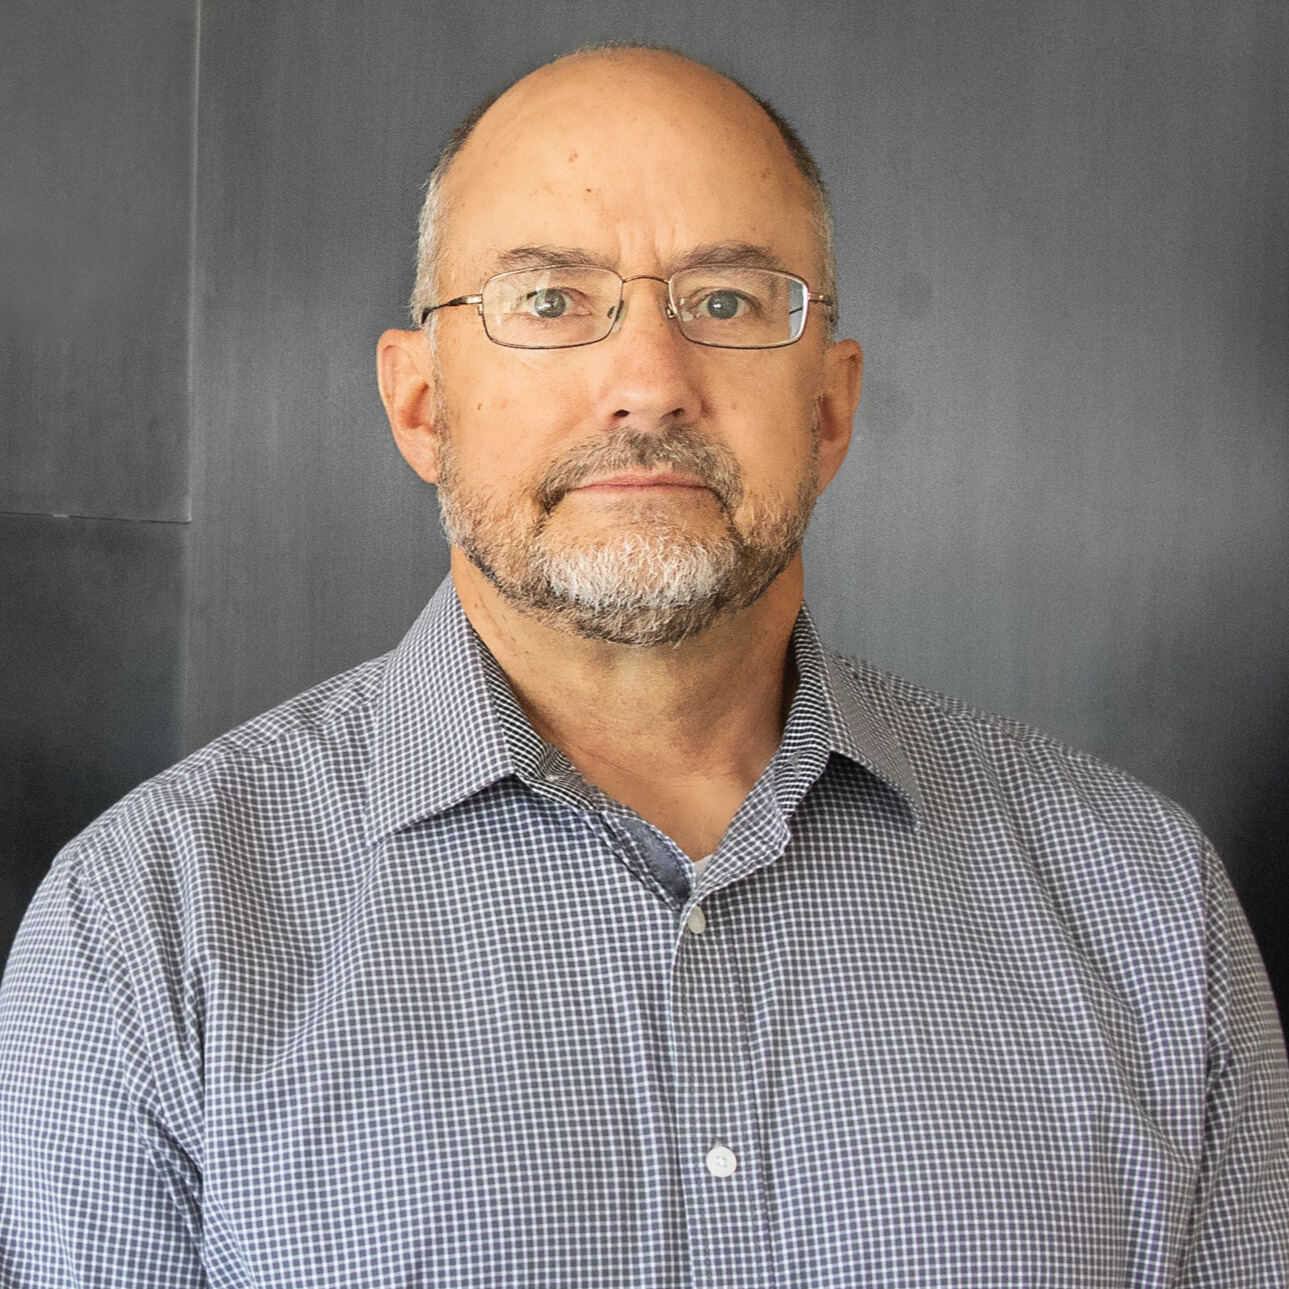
[0,44,1284,1287]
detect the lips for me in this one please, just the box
[572,472,711,492]
[533,426,744,514]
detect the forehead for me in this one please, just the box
[438,54,821,281]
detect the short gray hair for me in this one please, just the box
[409,44,837,335]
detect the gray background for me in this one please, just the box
[3,0,1286,1017]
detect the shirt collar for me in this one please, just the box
[792,606,924,823]
[365,579,922,845]
[364,579,514,845]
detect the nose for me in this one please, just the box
[590,276,702,432]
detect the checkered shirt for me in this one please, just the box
[1,578,1285,1287]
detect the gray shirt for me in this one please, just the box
[1,578,1284,1286]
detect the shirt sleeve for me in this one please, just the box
[1180,839,1289,1285]
[0,846,206,1288]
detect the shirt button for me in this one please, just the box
[705,1143,738,1178]
[685,905,707,935]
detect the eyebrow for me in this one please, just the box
[489,245,616,273]
[486,241,791,277]
[672,242,788,273]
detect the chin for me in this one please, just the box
[550,491,723,536]
[440,472,811,647]
[519,527,794,647]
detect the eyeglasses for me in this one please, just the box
[419,265,833,350]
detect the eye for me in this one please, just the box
[525,288,571,319]
[695,289,750,321]
[701,290,743,320]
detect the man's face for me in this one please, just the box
[406,53,858,645]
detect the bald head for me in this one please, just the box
[409,46,835,326]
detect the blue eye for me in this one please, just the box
[701,290,745,320]
[530,289,568,319]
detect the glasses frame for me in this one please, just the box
[418,266,834,351]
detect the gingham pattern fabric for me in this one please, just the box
[0,579,1285,1288]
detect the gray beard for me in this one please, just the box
[437,422,818,647]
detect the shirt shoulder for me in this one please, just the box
[829,649,1211,861]
[183,652,391,772]
[50,651,393,892]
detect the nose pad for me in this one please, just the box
[606,279,678,337]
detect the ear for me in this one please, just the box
[377,328,442,483]
[815,338,862,492]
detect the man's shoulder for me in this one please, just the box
[836,650,1086,758]
[829,648,1208,850]
[58,650,395,878]
[185,652,392,773]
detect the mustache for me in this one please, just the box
[534,426,745,513]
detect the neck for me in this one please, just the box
[451,550,803,860]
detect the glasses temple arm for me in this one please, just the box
[418,295,483,326]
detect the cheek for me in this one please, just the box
[717,380,817,478]
[442,405,566,513]
[451,356,591,447]
[439,333,553,424]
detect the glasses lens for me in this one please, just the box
[482,267,621,349]
[672,268,808,348]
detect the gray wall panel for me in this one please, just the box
[799,0,1289,998]
[0,0,195,520]
[182,0,1286,1009]
[0,514,186,964]
[184,0,453,745]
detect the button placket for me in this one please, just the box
[669,894,772,1288]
